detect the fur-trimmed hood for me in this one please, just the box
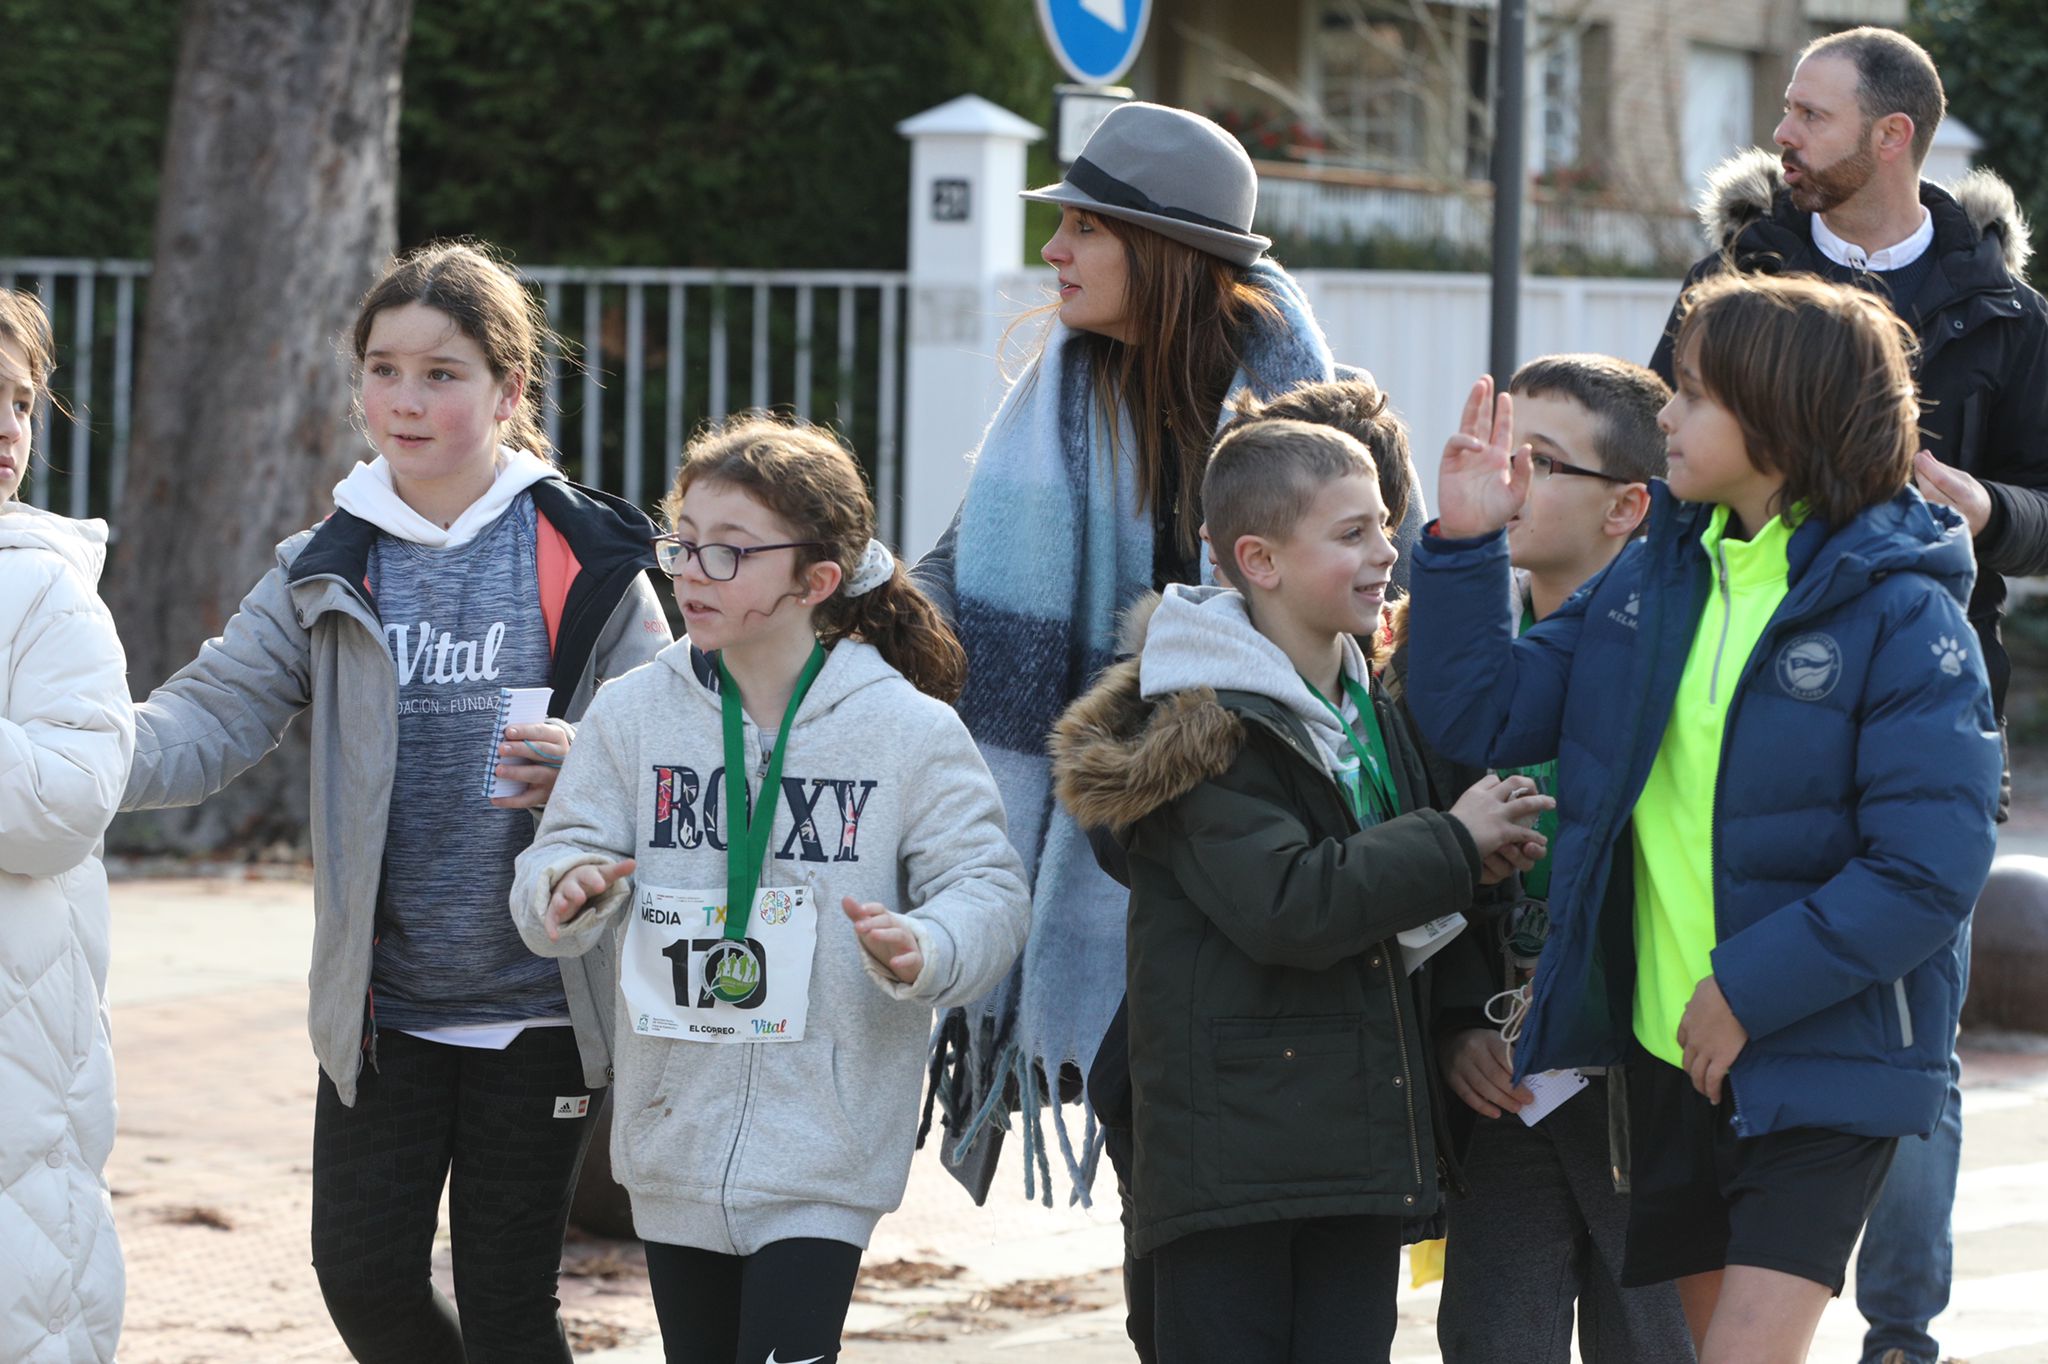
[1052,592,1251,832]
[1051,585,1379,831]
[1697,146,2032,277]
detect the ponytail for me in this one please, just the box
[667,412,967,701]
[819,561,967,704]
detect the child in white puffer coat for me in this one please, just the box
[0,287,135,1364]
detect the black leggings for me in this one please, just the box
[310,1026,600,1364]
[644,1238,865,1364]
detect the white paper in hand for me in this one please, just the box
[483,686,553,799]
[1397,912,1467,974]
[1516,1068,1590,1126]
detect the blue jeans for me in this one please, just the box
[1856,919,1970,1364]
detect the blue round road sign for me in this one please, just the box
[1036,0,1153,87]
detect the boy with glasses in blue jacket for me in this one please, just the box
[1430,354,1693,1363]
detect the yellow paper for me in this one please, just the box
[1409,1236,1446,1288]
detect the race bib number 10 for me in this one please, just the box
[619,883,816,1043]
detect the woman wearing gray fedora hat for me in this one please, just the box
[913,100,1417,1363]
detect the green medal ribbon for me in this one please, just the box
[1302,673,1400,822]
[718,640,827,941]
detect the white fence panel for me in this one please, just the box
[973,268,1684,509]
[1300,271,1683,499]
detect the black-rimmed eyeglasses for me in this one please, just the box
[1531,452,1630,483]
[653,535,823,580]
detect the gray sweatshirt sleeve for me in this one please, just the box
[865,707,1030,1009]
[511,683,642,958]
[123,560,314,811]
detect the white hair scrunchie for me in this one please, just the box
[845,538,896,597]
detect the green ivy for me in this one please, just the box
[0,0,178,259]
[398,0,1058,269]
[0,0,1056,270]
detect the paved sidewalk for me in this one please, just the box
[105,868,2048,1363]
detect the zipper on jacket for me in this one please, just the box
[1240,701,1428,1191]
[553,561,651,696]
[719,1041,762,1246]
[1708,542,1733,704]
[1384,951,1425,1193]
[1893,979,1915,1049]
[363,931,382,1075]
[1708,588,1818,1136]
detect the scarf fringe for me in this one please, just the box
[920,1014,1105,1208]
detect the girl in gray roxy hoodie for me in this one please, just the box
[512,413,1030,1364]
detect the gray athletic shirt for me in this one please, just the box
[367,495,569,1029]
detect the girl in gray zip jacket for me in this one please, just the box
[512,414,1029,1364]
[121,243,672,1364]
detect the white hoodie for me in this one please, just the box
[0,501,134,1363]
[330,445,557,546]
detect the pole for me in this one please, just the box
[1489,0,1528,382]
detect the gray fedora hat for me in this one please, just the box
[1022,102,1272,268]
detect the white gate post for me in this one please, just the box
[895,95,1044,557]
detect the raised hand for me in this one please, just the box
[545,858,636,939]
[1436,375,1532,538]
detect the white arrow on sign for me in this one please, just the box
[1080,0,1127,32]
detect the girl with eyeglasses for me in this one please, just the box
[120,241,673,1364]
[510,411,1028,1364]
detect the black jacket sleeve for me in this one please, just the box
[1972,311,2048,578]
[1157,733,1480,972]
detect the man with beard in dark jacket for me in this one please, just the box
[1649,26,2046,1364]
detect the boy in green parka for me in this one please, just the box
[1050,418,1553,1363]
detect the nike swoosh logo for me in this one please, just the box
[764,1352,825,1364]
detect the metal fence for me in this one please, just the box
[0,260,909,540]
[0,259,148,525]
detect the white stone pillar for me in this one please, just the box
[895,95,1044,557]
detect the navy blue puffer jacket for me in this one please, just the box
[1406,485,1999,1140]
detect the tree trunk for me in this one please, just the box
[110,0,415,855]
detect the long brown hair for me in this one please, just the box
[352,240,558,463]
[1028,211,1282,558]
[663,413,968,702]
[1674,272,1918,527]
